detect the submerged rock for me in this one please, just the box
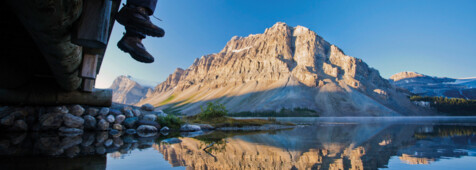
[180,124,201,132]
[160,126,170,132]
[125,129,137,135]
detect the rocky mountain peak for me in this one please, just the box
[390,72,427,81]
[110,75,154,105]
[139,22,425,116]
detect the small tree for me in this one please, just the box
[198,102,228,120]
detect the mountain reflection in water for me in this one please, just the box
[1,117,476,170]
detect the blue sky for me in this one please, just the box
[96,0,476,88]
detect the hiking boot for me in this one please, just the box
[117,33,154,63]
[116,4,165,37]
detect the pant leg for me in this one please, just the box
[127,0,158,14]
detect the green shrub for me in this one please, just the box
[156,114,184,129]
[198,102,228,120]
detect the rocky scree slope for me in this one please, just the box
[138,22,425,116]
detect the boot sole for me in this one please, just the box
[117,41,154,63]
[116,14,165,38]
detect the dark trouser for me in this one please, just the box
[125,0,158,38]
[127,0,157,14]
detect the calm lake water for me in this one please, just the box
[1,117,476,170]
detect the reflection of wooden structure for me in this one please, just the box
[1,0,120,106]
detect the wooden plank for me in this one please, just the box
[82,79,95,93]
[0,88,112,107]
[72,0,112,48]
[80,53,99,79]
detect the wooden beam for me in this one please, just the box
[72,0,113,49]
[0,88,112,107]
[80,53,99,79]
[82,79,95,93]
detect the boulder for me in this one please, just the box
[115,115,126,124]
[52,106,69,114]
[97,119,109,131]
[87,108,99,117]
[132,109,141,117]
[180,124,201,132]
[63,113,84,128]
[11,120,28,131]
[39,112,64,129]
[112,124,123,131]
[106,115,115,123]
[137,120,160,129]
[156,110,168,117]
[98,107,109,116]
[142,114,157,122]
[123,117,138,129]
[70,105,85,116]
[137,125,158,132]
[122,106,132,112]
[124,110,134,118]
[109,109,121,116]
[0,114,15,126]
[83,115,97,130]
[140,104,154,111]
[198,124,215,131]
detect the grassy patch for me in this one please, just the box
[159,95,175,106]
[156,114,184,130]
[230,107,320,117]
[184,102,294,128]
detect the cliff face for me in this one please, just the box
[390,72,476,99]
[110,75,155,105]
[138,22,424,116]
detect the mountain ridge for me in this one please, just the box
[138,22,427,116]
[110,75,156,105]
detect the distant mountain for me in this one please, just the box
[138,22,427,116]
[110,75,158,105]
[390,71,476,99]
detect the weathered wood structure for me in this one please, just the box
[1,0,120,106]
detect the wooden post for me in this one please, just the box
[72,0,113,48]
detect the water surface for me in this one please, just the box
[1,117,476,170]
